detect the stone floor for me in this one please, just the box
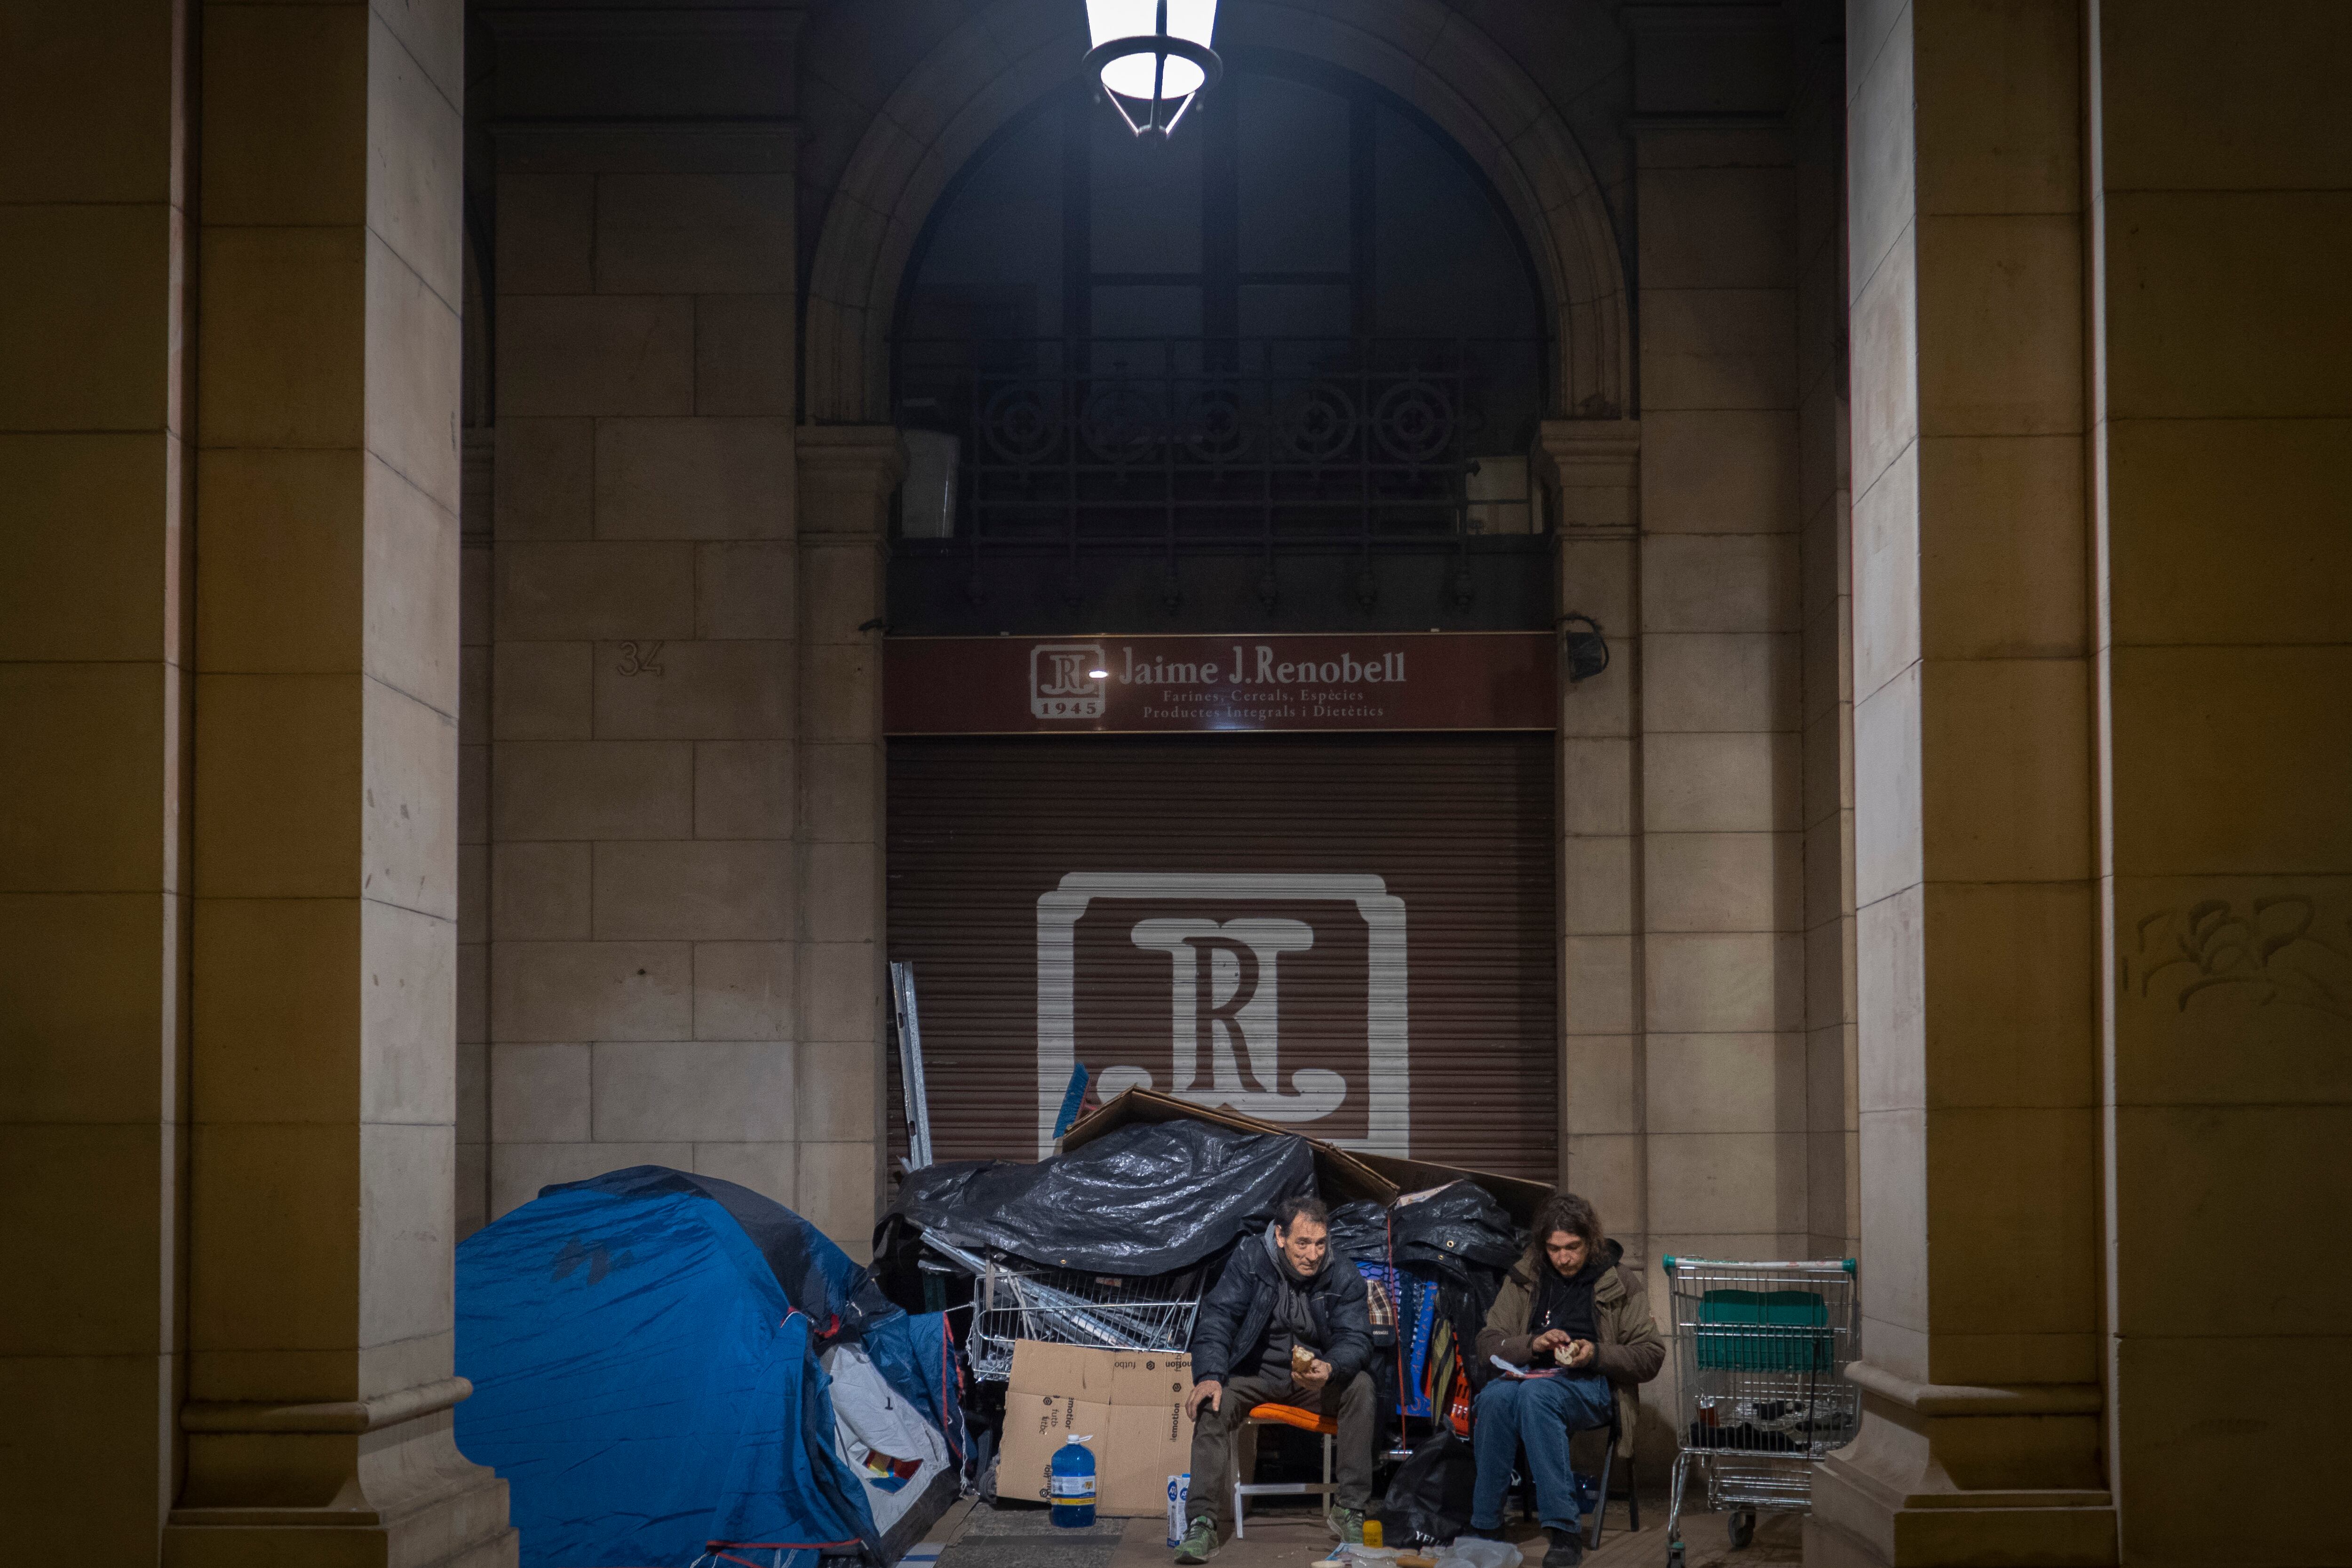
[918,1492,1806,1568]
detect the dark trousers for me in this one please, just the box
[1186,1366,1376,1534]
[1470,1371,1615,1535]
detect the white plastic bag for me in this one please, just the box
[1435,1538,1525,1568]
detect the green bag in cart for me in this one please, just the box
[1692,1289,1834,1373]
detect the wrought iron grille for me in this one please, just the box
[893,335,1544,558]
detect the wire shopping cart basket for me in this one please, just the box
[920,1235,1205,1382]
[1663,1256,1860,1567]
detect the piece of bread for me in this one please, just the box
[1291,1343,1317,1374]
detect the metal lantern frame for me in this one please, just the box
[1083,1,1224,138]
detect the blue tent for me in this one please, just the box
[456,1167,961,1568]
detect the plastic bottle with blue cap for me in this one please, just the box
[1049,1433,1097,1528]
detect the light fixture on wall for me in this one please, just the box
[1084,0,1222,137]
[1559,613,1611,683]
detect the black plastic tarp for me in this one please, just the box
[1390,1179,1525,1283]
[1327,1199,1393,1267]
[887,1120,1317,1276]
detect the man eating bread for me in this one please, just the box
[1173,1195,1374,1563]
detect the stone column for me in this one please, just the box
[0,1,192,1555]
[2090,11,2352,1563]
[792,427,904,1260]
[162,1,513,1561]
[1812,2,2109,1563]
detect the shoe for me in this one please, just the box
[1328,1505,1366,1544]
[1173,1515,1219,1564]
[1543,1526,1586,1567]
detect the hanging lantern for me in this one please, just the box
[1083,0,1222,137]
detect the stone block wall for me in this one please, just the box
[481,120,822,1232]
[787,0,1865,1305]
[468,0,1867,1294]
[1622,0,1829,1293]
[1634,113,1811,1269]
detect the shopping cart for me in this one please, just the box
[1662,1257,1859,1567]
[921,1235,1206,1381]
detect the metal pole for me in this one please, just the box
[890,961,934,1170]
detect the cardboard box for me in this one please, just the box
[998,1340,1195,1516]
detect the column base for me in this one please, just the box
[164,1383,515,1568]
[1803,1364,2115,1568]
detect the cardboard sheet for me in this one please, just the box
[998,1340,1195,1516]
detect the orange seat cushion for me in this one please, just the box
[1247,1402,1338,1435]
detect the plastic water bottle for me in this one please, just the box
[1049,1434,1097,1528]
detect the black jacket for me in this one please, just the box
[1188,1225,1373,1385]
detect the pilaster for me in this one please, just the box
[1812,0,2109,1561]
[162,1,512,1560]
[0,0,194,1555]
[791,426,905,1258]
[1546,418,1645,1259]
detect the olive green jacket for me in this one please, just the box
[1474,1240,1665,1454]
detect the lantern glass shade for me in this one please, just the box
[1086,0,1219,101]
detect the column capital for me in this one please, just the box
[1533,418,1639,532]
[796,424,907,541]
[796,423,908,481]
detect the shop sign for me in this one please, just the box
[884,630,1556,734]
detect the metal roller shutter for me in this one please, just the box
[885,732,1557,1181]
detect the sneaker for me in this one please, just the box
[1328,1505,1366,1544]
[1543,1526,1586,1567]
[1173,1515,1219,1564]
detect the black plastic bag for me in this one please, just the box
[885,1120,1317,1276]
[1326,1199,1392,1266]
[1376,1428,1480,1545]
[1391,1179,1525,1283]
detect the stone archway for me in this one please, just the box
[803,0,1631,424]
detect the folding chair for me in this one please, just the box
[1232,1402,1337,1539]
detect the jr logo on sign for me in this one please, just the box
[1029,643,1106,719]
[1035,873,1409,1157]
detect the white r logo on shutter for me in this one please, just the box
[1035,873,1408,1158]
[1122,917,1343,1120]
